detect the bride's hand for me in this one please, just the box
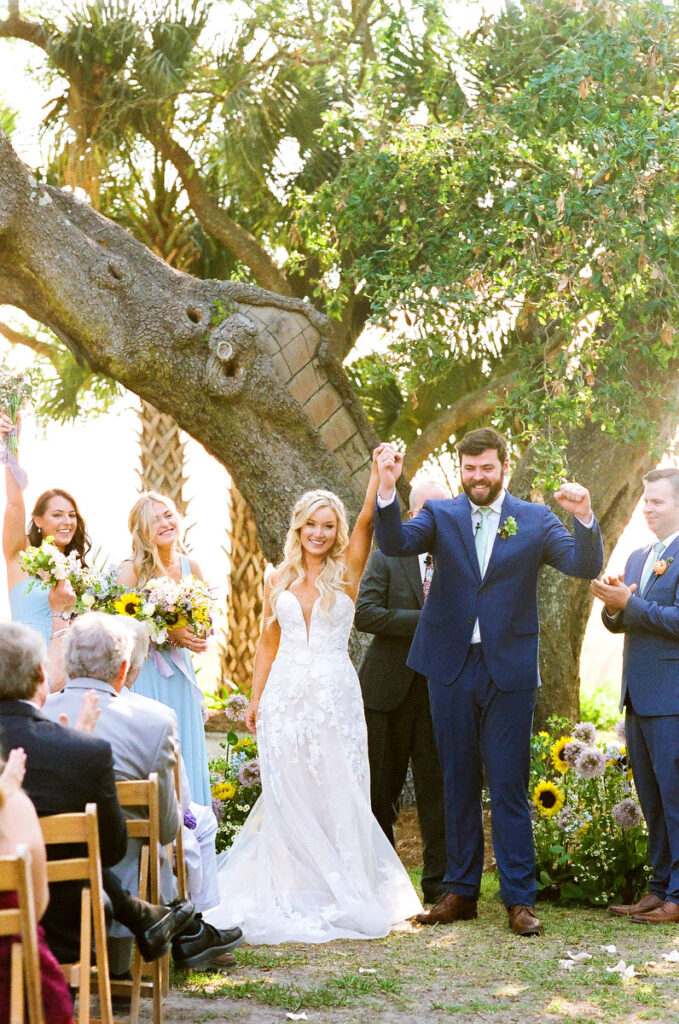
[168,625,208,654]
[245,699,259,734]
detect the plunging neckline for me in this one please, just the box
[285,589,319,644]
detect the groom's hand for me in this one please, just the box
[375,443,403,500]
[554,481,592,523]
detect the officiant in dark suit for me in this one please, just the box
[356,480,449,905]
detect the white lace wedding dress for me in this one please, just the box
[206,589,423,943]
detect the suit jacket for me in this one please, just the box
[355,550,423,711]
[44,679,181,934]
[375,491,604,690]
[602,536,679,715]
[0,699,127,961]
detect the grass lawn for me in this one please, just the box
[163,870,679,1024]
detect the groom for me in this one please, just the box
[374,428,603,935]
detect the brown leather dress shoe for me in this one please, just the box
[608,891,664,917]
[508,904,543,936]
[415,892,478,925]
[630,900,679,925]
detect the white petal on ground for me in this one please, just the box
[601,944,617,954]
[359,968,376,974]
[662,950,679,962]
[558,960,577,970]
[286,1015,308,1021]
[606,960,628,973]
[566,951,592,961]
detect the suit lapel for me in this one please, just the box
[481,492,516,584]
[643,536,679,597]
[401,555,424,608]
[453,496,482,583]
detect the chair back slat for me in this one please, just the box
[38,804,113,1024]
[0,846,45,1024]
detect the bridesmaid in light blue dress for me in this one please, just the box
[1,413,89,689]
[117,492,211,806]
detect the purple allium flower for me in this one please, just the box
[615,719,626,742]
[563,739,586,768]
[572,721,597,744]
[575,745,607,779]
[211,797,225,823]
[225,692,249,722]
[237,758,261,788]
[555,807,574,828]
[611,799,643,829]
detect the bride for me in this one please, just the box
[207,451,422,943]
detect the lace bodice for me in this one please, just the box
[274,588,355,659]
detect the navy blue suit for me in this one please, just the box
[375,490,603,906]
[602,535,679,902]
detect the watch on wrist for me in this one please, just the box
[52,611,71,620]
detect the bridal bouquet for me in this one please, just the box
[0,367,33,457]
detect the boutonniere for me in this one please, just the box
[497,516,518,539]
[654,556,674,577]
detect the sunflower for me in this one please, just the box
[533,780,565,817]
[114,593,142,616]
[211,781,236,801]
[551,735,574,773]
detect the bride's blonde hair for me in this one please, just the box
[128,492,187,587]
[268,490,350,623]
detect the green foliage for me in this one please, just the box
[0,102,16,137]
[531,717,649,906]
[32,340,121,423]
[580,683,620,731]
[13,0,679,481]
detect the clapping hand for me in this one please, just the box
[591,574,636,613]
[554,481,592,523]
[0,748,26,793]
[59,690,101,734]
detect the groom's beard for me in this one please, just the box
[462,478,504,507]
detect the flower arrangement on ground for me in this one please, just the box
[530,716,648,906]
[209,729,261,853]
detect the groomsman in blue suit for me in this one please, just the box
[593,467,679,925]
[374,428,603,935]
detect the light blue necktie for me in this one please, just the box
[640,540,665,595]
[475,507,492,575]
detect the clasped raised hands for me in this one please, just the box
[374,442,404,498]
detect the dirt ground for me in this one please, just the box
[122,811,679,1024]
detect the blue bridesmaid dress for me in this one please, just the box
[9,579,52,646]
[131,556,211,805]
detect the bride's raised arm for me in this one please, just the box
[344,446,386,594]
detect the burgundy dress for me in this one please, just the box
[0,892,74,1024]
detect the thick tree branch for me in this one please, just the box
[149,126,294,297]
[0,320,57,363]
[0,129,377,559]
[403,369,517,477]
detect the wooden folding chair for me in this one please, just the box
[39,804,113,1024]
[0,845,44,1024]
[112,773,164,1024]
[170,746,187,903]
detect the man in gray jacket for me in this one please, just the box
[44,613,241,972]
[356,480,448,904]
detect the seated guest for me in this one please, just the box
[0,748,74,1024]
[121,618,221,920]
[0,622,193,966]
[45,614,242,973]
